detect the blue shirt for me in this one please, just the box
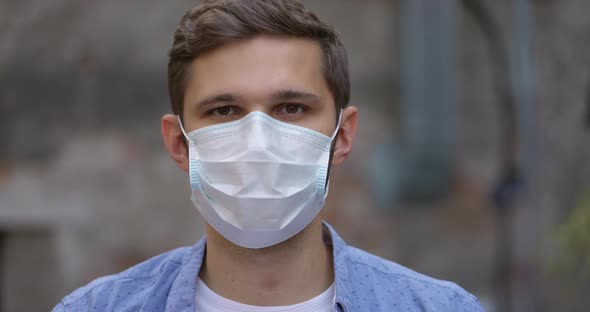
[53,222,485,311]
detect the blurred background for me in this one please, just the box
[1,0,589,311]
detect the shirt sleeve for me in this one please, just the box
[51,303,66,312]
[458,293,486,312]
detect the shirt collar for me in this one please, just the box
[322,221,352,311]
[165,222,352,312]
[164,238,206,312]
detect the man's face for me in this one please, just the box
[162,34,357,173]
[182,35,337,136]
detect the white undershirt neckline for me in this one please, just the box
[195,277,335,312]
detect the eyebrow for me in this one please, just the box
[194,89,320,110]
[196,93,240,110]
[271,89,320,102]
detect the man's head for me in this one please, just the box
[162,0,357,173]
[167,0,350,123]
[161,0,358,249]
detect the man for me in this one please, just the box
[54,0,484,311]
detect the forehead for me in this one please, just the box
[184,35,330,101]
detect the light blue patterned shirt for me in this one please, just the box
[53,222,485,311]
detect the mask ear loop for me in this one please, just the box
[331,110,343,140]
[324,110,343,197]
[177,115,190,141]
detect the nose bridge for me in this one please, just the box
[246,117,269,154]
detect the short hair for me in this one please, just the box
[167,0,350,119]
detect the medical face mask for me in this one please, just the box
[178,111,341,249]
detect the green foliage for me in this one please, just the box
[553,189,590,276]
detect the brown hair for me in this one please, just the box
[167,0,349,119]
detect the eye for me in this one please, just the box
[278,103,307,115]
[209,106,238,117]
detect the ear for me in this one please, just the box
[331,106,358,166]
[161,114,189,173]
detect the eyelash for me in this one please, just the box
[205,104,309,117]
[277,103,309,115]
[207,106,239,117]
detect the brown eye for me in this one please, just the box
[216,107,230,115]
[284,104,302,114]
[211,106,235,116]
[275,104,308,121]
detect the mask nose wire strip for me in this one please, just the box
[178,112,342,142]
[177,113,339,180]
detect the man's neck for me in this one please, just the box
[199,217,334,306]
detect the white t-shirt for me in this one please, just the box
[195,278,335,312]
